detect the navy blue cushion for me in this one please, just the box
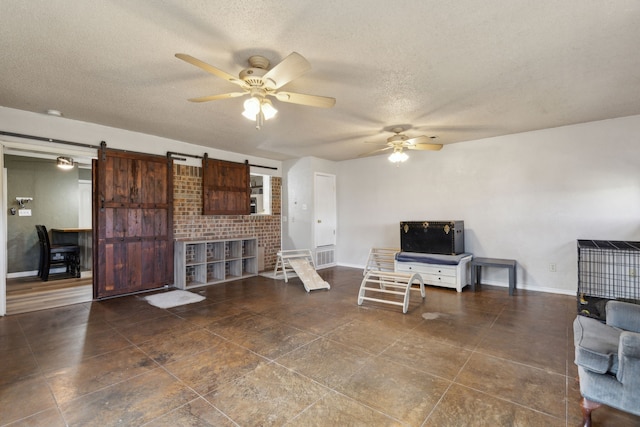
[395,252,472,265]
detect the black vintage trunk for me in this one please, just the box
[400,221,465,255]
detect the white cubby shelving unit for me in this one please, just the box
[174,237,258,289]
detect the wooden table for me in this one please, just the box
[470,257,517,295]
[51,228,92,271]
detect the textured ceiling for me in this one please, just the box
[1,1,639,162]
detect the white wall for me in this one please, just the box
[337,115,640,294]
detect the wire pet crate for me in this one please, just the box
[577,240,640,320]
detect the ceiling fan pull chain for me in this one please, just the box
[255,111,264,130]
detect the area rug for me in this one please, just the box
[145,290,205,309]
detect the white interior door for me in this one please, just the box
[314,173,336,247]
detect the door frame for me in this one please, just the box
[0,139,96,315]
[0,144,6,315]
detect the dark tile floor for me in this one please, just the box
[1,266,639,426]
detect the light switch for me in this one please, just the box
[19,209,32,217]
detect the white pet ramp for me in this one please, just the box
[274,249,331,292]
[358,270,425,314]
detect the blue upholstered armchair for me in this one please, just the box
[573,300,640,426]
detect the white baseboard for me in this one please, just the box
[476,279,576,296]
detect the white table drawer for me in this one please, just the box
[396,262,456,276]
[422,273,457,285]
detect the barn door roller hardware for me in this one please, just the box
[168,151,277,171]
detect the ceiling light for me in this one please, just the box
[46,109,63,117]
[388,148,408,163]
[242,96,278,129]
[242,97,261,119]
[261,99,277,120]
[57,156,75,170]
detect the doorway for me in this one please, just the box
[2,142,96,315]
[314,172,336,247]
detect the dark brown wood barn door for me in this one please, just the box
[94,148,173,299]
[202,157,250,215]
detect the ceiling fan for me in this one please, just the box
[175,52,336,129]
[362,126,443,163]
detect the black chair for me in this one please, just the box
[35,225,81,281]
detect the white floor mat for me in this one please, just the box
[145,290,205,309]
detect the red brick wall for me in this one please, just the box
[173,164,281,270]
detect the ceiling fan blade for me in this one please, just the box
[404,135,443,150]
[263,52,311,89]
[359,146,392,157]
[187,92,247,103]
[404,135,432,145]
[175,53,243,86]
[407,143,443,151]
[274,91,336,108]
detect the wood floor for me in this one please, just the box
[6,272,93,315]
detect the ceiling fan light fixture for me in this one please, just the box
[242,96,261,120]
[241,109,256,120]
[242,96,278,129]
[57,156,75,170]
[261,99,278,120]
[388,148,408,163]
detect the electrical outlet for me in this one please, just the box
[630,268,637,277]
[549,263,557,272]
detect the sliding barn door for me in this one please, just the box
[94,148,173,299]
[202,157,250,215]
